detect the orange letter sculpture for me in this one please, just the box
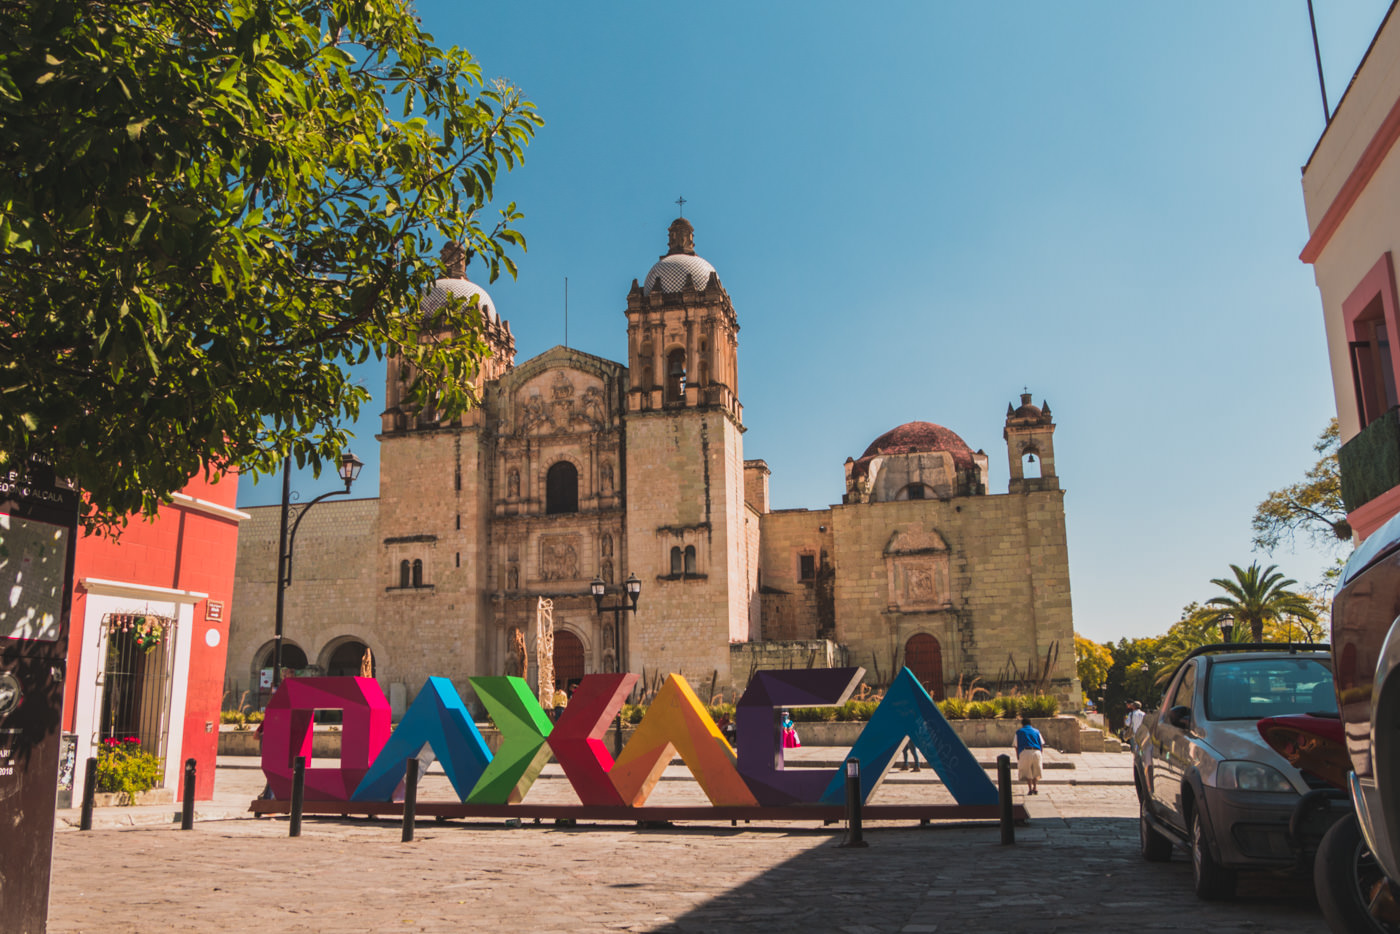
[609,674,758,807]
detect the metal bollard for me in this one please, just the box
[402,757,419,843]
[997,754,1014,845]
[181,758,196,830]
[79,756,97,831]
[838,757,868,848]
[289,755,306,838]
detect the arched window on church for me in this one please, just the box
[412,559,424,588]
[399,560,411,589]
[665,348,686,405]
[670,546,683,576]
[1023,450,1042,479]
[546,461,579,514]
[684,545,696,575]
[903,483,929,500]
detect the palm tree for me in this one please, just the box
[1205,563,1318,643]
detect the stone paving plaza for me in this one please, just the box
[46,751,1329,933]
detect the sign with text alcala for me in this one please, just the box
[260,667,997,808]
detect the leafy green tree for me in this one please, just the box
[0,0,541,527]
[1205,562,1319,643]
[1074,633,1112,698]
[1252,419,1350,552]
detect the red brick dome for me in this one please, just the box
[859,421,976,470]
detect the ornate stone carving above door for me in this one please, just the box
[539,534,581,581]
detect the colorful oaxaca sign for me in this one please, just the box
[261,666,997,809]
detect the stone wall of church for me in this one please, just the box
[756,508,833,641]
[828,490,1076,706]
[374,425,495,704]
[624,408,748,689]
[226,499,381,703]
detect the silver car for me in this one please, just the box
[1134,645,1340,900]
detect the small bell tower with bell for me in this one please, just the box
[1004,390,1058,493]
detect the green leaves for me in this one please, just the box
[0,0,541,529]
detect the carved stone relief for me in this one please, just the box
[600,461,614,495]
[507,468,520,498]
[540,535,581,581]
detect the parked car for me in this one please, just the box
[1134,643,1343,900]
[1326,514,1400,932]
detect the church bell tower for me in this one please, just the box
[622,217,751,687]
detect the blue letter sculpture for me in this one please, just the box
[352,677,491,802]
[820,667,998,806]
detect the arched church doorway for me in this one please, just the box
[554,630,585,688]
[325,639,375,677]
[905,633,944,700]
[254,642,308,708]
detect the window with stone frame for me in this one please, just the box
[670,546,683,575]
[399,560,411,588]
[684,545,697,575]
[412,559,424,588]
[798,552,816,582]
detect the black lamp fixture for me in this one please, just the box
[591,572,641,757]
[270,450,363,692]
[1218,613,1235,644]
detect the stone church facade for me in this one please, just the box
[226,218,1079,713]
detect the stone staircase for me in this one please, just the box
[1078,724,1129,753]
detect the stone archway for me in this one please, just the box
[905,633,944,700]
[554,630,585,688]
[324,639,375,678]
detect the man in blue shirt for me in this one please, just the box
[1014,716,1044,795]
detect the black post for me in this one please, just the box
[839,757,867,848]
[612,711,624,759]
[180,758,196,830]
[289,755,305,837]
[997,753,1014,845]
[402,757,419,843]
[272,463,292,690]
[79,756,97,831]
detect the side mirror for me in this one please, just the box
[1166,705,1191,730]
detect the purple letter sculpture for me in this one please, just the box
[261,676,391,801]
[736,667,865,805]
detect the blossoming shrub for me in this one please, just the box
[95,737,163,802]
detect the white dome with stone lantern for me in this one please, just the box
[640,217,718,294]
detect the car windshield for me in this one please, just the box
[1205,657,1336,720]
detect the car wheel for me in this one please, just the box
[1190,806,1237,901]
[1315,812,1400,933]
[1140,797,1172,862]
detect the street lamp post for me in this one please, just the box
[591,572,641,757]
[271,451,364,691]
[1218,614,1235,645]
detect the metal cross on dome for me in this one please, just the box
[675,195,686,216]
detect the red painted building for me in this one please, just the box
[64,472,245,802]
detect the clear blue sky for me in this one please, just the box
[239,1,1393,644]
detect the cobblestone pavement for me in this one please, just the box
[46,754,1327,933]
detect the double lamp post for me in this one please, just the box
[591,572,640,756]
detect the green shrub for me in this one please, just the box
[219,710,245,725]
[706,702,735,722]
[621,703,646,724]
[939,698,968,720]
[245,710,264,724]
[966,700,998,720]
[791,706,837,722]
[95,738,163,803]
[1021,694,1060,718]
